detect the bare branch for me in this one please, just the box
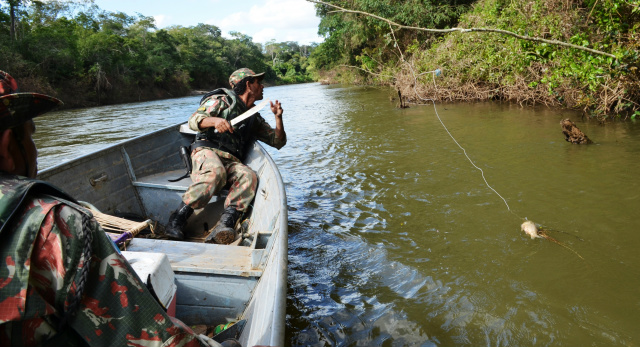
[308,0,617,59]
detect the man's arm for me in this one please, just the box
[188,97,234,133]
[253,111,286,150]
[252,100,286,149]
[270,100,286,141]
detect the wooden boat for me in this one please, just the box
[38,123,288,347]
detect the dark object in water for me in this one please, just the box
[561,119,592,144]
[397,90,409,109]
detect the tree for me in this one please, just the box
[6,0,26,41]
[310,0,474,70]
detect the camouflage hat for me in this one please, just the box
[0,71,62,131]
[229,68,265,88]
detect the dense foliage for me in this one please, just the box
[311,0,640,119]
[0,0,315,107]
[309,0,473,70]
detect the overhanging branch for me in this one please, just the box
[308,0,617,59]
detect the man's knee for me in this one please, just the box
[236,169,257,191]
[245,170,257,186]
[212,165,227,185]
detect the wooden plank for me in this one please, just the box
[125,238,261,277]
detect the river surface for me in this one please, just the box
[35,83,640,346]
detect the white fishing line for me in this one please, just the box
[408,67,521,218]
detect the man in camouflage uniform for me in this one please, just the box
[165,68,286,244]
[0,71,220,347]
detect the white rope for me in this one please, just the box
[408,66,521,217]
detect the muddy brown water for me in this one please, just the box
[35,83,640,346]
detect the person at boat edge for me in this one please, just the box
[0,70,222,347]
[165,67,286,244]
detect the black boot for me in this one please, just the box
[204,207,241,244]
[165,202,193,241]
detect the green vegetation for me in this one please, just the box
[265,40,316,84]
[310,0,640,119]
[0,0,315,108]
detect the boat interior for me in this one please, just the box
[38,124,287,337]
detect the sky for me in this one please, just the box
[90,0,324,45]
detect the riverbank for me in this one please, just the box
[20,75,310,111]
[312,0,639,120]
[2,1,317,112]
[17,73,192,110]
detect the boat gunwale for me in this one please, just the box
[39,124,183,176]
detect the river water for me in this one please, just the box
[35,83,640,346]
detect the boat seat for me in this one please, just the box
[125,238,264,277]
[133,169,193,191]
[132,169,227,207]
[179,123,197,135]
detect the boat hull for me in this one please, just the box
[38,123,288,346]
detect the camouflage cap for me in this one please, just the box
[229,68,265,88]
[0,71,62,131]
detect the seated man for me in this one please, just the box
[0,71,220,347]
[165,68,287,243]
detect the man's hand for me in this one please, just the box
[270,100,283,119]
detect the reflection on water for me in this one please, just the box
[36,83,640,346]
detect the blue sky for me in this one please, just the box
[91,0,324,45]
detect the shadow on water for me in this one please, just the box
[37,83,640,346]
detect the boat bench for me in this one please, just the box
[126,238,263,277]
[130,169,223,225]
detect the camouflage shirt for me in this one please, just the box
[188,90,286,161]
[0,174,207,347]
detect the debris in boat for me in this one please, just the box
[561,118,592,144]
[190,324,210,336]
[520,220,584,260]
[215,322,235,335]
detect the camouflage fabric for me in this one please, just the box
[228,68,264,88]
[182,89,286,211]
[188,90,286,161]
[182,147,258,211]
[0,174,208,347]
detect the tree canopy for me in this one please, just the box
[0,0,317,107]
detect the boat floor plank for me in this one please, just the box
[126,238,262,277]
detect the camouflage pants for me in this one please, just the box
[182,147,257,211]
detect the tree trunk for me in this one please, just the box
[9,2,17,41]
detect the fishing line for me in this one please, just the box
[402,67,587,260]
[407,66,524,221]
